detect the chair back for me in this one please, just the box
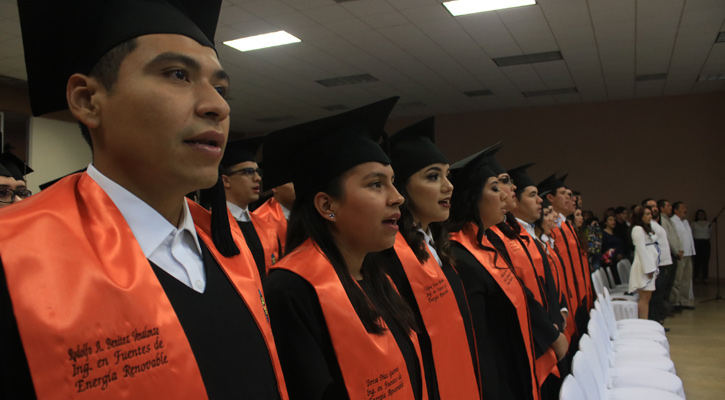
[604,266,617,288]
[571,350,604,400]
[559,374,587,400]
[617,259,631,285]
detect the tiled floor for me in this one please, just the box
[665,280,725,400]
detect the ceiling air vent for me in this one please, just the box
[697,74,725,81]
[316,74,379,87]
[635,73,667,82]
[493,51,563,67]
[522,87,577,97]
[716,31,725,43]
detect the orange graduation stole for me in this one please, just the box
[488,226,559,383]
[450,223,540,400]
[393,232,480,399]
[272,239,427,400]
[0,172,288,399]
[253,197,288,261]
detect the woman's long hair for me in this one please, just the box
[285,172,416,334]
[631,205,653,235]
[396,178,455,267]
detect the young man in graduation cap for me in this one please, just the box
[0,152,33,208]
[0,1,288,398]
[221,136,280,277]
[538,173,592,350]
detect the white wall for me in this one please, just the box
[27,117,92,194]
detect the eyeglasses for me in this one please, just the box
[0,188,32,203]
[498,175,514,187]
[227,167,263,178]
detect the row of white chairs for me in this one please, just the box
[560,287,685,399]
[591,266,638,320]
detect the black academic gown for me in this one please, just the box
[264,269,423,400]
[450,243,534,400]
[380,247,479,400]
[0,241,281,400]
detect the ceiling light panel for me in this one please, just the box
[444,0,537,16]
[224,31,301,52]
[315,74,379,87]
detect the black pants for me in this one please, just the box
[649,264,673,322]
[694,239,710,280]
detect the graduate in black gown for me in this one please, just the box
[446,150,540,400]
[220,137,273,278]
[262,98,425,400]
[378,117,480,400]
[0,0,287,398]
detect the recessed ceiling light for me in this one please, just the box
[224,31,301,52]
[443,0,536,16]
[493,51,563,67]
[316,74,379,87]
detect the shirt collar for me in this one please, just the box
[280,203,291,220]
[86,163,201,258]
[417,226,435,246]
[227,201,251,222]
[515,217,536,238]
[556,212,566,227]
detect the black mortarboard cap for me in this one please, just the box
[449,142,501,189]
[541,197,552,209]
[537,173,565,197]
[388,117,449,185]
[0,152,34,181]
[508,163,536,196]
[18,0,222,116]
[558,173,568,184]
[263,97,398,197]
[481,145,506,176]
[221,136,263,170]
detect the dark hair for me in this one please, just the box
[395,178,455,267]
[446,176,487,247]
[641,198,654,207]
[631,205,653,235]
[657,199,668,209]
[615,206,627,215]
[672,201,684,211]
[285,171,416,334]
[694,209,707,221]
[78,38,139,149]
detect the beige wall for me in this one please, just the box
[27,117,92,194]
[387,91,725,277]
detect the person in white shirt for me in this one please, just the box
[670,201,696,309]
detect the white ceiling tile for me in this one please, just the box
[241,0,295,17]
[341,0,396,18]
[701,45,725,74]
[505,21,559,54]
[0,0,18,21]
[588,0,635,24]
[301,4,356,24]
[533,60,575,88]
[691,80,725,93]
[387,0,441,10]
[634,80,665,98]
[526,96,557,106]
[324,18,372,35]
[280,0,333,10]
[552,92,582,104]
[398,4,452,24]
[636,42,673,75]
[501,64,546,91]
[264,11,319,30]
[219,5,258,26]
[228,19,280,36]
[360,10,408,29]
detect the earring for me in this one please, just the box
[328,213,335,219]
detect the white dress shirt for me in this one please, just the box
[650,220,672,266]
[516,217,537,239]
[418,227,443,267]
[280,204,291,220]
[227,201,251,222]
[671,215,696,257]
[86,164,206,293]
[556,213,566,228]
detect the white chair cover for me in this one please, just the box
[617,259,631,285]
[572,351,684,400]
[559,374,587,400]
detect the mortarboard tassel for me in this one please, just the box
[210,166,240,257]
